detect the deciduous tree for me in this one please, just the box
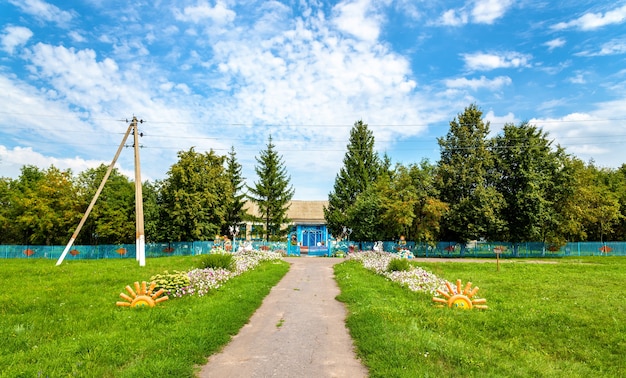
[159,148,232,242]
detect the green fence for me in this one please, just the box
[2,240,625,260]
[0,241,287,260]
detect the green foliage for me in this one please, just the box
[11,165,82,245]
[325,120,382,239]
[247,135,295,241]
[159,147,232,242]
[222,146,248,236]
[198,253,235,271]
[386,258,411,272]
[76,164,136,245]
[149,270,191,293]
[437,104,506,243]
[0,257,289,377]
[494,122,573,245]
[335,258,626,377]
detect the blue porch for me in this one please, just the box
[287,224,330,256]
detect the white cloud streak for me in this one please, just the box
[462,51,532,71]
[8,0,74,26]
[552,4,626,30]
[439,0,513,26]
[444,75,512,91]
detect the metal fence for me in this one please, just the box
[0,241,287,260]
[2,240,625,260]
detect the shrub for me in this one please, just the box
[387,258,411,272]
[198,253,234,271]
[149,271,191,294]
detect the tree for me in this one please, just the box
[221,146,248,236]
[12,165,82,245]
[494,122,568,245]
[563,160,622,242]
[324,120,381,237]
[142,180,163,243]
[76,165,136,245]
[436,104,505,244]
[405,161,448,244]
[0,177,17,244]
[247,136,294,242]
[159,148,232,242]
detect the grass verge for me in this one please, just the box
[335,257,626,378]
[0,256,289,377]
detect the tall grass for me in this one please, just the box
[0,257,288,377]
[335,257,626,378]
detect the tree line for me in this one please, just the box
[0,138,294,245]
[325,104,626,247]
[2,104,625,247]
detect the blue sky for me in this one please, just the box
[1,0,626,200]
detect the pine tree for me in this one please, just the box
[248,136,295,242]
[437,104,505,243]
[324,120,381,237]
[222,146,247,236]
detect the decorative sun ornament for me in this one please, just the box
[433,279,488,310]
[116,281,168,308]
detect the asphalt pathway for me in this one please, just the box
[197,257,368,378]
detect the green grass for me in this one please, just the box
[335,257,626,378]
[0,257,289,377]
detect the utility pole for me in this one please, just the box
[56,122,134,266]
[133,117,146,266]
[56,117,146,266]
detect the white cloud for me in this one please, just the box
[68,31,86,43]
[1,26,33,54]
[552,4,626,31]
[440,9,468,26]
[471,0,514,24]
[576,39,626,57]
[567,73,586,84]
[463,51,532,71]
[531,103,626,167]
[444,75,512,91]
[8,0,74,26]
[438,0,513,26]
[173,0,236,24]
[544,37,566,51]
[332,0,383,42]
[0,145,114,179]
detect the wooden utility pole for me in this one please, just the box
[56,122,134,266]
[56,117,146,266]
[133,117,146,266]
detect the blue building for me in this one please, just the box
[244,201,330,256]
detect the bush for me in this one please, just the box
[150,271,191,294]
[387,258,411,272]
[198,253,234,271]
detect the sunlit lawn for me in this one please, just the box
[0,256,289,377]
[335,256,626,378]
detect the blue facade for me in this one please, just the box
[287,224,330,256]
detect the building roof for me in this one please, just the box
[244,200,328,224]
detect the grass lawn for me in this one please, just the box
[0,256,289,377]
[335,257,626,378]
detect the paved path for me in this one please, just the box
[197,257,368,378]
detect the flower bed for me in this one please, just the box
[166,249,283,298]
[348,251,449,295]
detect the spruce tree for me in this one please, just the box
[248,136,295,242]
[437,104,505,243]
[222,146,247,236]
[324,120,381,238]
